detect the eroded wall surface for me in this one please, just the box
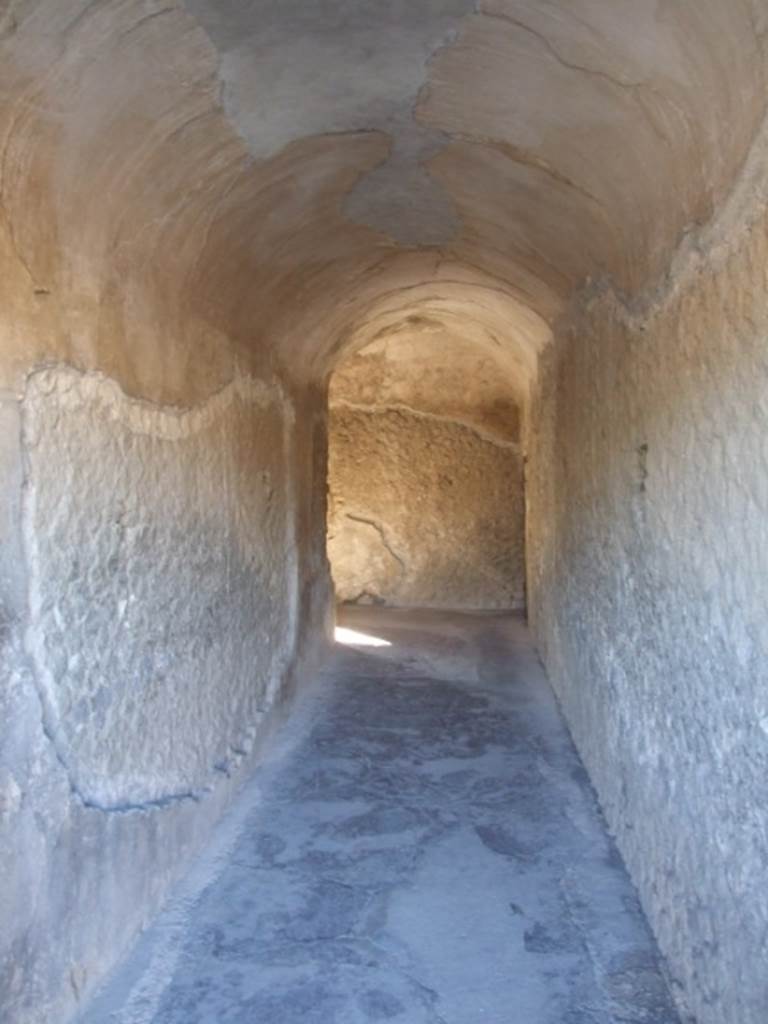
[328,334,525,610]
[0,366,330,1024]
[526,192,768,1024]
[23,367,299,809]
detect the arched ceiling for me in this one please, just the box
[330,324,526,443]
[0,0,766,400]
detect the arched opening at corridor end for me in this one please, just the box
[327,320,527,612]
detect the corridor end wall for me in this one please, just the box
[327,332,526,610]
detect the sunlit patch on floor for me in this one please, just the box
[334,625,392,647]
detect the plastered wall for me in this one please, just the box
[328,406,525,610]
[0,365,331,1024]
[23,367,300,809]
[327,333,525,611]
[526,196,768,1024]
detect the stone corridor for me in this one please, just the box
[79,609,679,1024]
[3,4,768,1023]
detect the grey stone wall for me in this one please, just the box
[526,206,768,1024]
[328,403,525,610]
[0,365,330,1024]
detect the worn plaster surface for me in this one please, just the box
[23,366,297,808]
[328,333,525,610]
[330,331,524,441]
[526,170,768,1024]
[78,608,680,1024]
[2,0,763,396]
[0,365,330,1024]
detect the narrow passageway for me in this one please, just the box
[80,609,679,1024]
[4,7,768,1022]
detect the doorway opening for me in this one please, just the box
[326,327,526,611]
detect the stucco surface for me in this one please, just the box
[526,196,768,1024]
[329,405,524,610]
[331,330,523,442]
[0,364,331,1024]
[328,334,524,610]
[2,0,763,397]
[22,366,298,808]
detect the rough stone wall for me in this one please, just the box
[0,365,330,1024]
[23,367,299,808]
[328,332,526,611]
[328,404,525,610]
[526,201,768,1024]
[330,332,523,440]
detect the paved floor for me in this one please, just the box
[80,608,680,1024]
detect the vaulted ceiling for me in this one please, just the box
[1,1,765,398]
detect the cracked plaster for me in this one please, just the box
[328,332,525,610]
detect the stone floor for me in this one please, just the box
[79,608,681,1024]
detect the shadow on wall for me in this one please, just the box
[327,329,526,611]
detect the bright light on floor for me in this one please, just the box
[334,626,391,647]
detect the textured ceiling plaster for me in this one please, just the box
[315,260,548,397]
[183,0,472,244]
[0,0,766,399]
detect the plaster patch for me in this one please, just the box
[184,0,472,246]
